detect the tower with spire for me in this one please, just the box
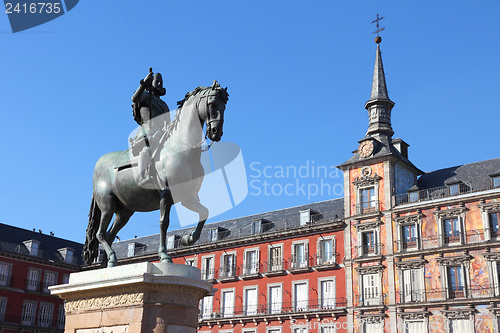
[337,32,423,332]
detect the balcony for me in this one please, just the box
[355,243,384,258]
[357,293,386,307]
[395,182,499,206]
[239,262,262,279]
[0,314,63,331]
[217,265,238,282]
[200,298,347,320]
[287,256,313,273]
[263,259,287,276]
[313,253,338,270]
[394,229,487,253]
[201,269,217,283]
[354,201,381,216]
[0,275,14,288]
[396,285,493,304]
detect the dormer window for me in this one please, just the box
[127,243,136,257]
[58,248,75,264]
[209,228,219,241]
[299,209,319,226]
[167,235,180,250]
[127,242,146,257]
[449,183,460,196]
[251,220,262,234]
[492,175,500,188]
[23,240,40,256]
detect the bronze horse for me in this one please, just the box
[83,81,229,267]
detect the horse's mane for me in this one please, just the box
[160,83,229,143]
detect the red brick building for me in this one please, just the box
[0,223,83,333]
[108,199,347,333]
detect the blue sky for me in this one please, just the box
[1,1,499,243]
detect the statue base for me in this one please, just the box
[50,262,214,333]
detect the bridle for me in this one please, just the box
[196,89,223,152]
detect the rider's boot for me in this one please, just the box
[137,147,154,187]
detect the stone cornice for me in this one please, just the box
[441,307,477,319]
[482,251,500,261]
[353,218,383,232]
[434,206,467,219]
[395,259,426,270]
[0,250,81,271]
[355,264,385,274]
[478,201,500,213]
[394,213,424,225]
[356,313,386,323]
[352,174,381,188]
[436,254,472,266]
[397,310,431,320]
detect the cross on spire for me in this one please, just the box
[371,13,385,36]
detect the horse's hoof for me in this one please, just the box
[159,252,173,263]
[107,260,118,268]
[181,234,193,246]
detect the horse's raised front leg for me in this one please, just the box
[159,188,174,263]
[180,195,209,246]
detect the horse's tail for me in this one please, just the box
[82,195,101,265]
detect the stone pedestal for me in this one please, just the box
[50,262,214,333]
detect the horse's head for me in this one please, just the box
[198,81,229,142]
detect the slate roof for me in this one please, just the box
[416,157,500,191]
[110,198,344,260]
[0,223,84,265]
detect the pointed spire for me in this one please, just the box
[369,43,391,101]
[364,38,395,141]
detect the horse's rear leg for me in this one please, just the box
[96,198,118,267]
[158,188,174,263]
[106,208,135,245]
[180,195,209,246]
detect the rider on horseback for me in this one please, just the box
[131,69,170,187]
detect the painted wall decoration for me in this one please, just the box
[394,163,415,195]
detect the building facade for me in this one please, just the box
[107,199,347,333]
[0,223,83,333]
[91,37,500,333]
[338,38,500,333]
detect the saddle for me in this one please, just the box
[114,149,138,170]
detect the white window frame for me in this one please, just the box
[267,282,283,314]
[399,266,425,303]
[317,236,336,265]
[437,256,471,300]
[292,280,309,311]
[243,285,258,316]
[220,251,236,278]
[291,240,309,268]
[27,268,41,291]
[243,247,260,275]
[267,243,284,272]
[38,302,54,328]
[291,325,309,333]
[57,304,65,328]
[395,214,423,252]
[0,297,7,321]
[21,300,37,326]
[318,323,337,333]
[435,208,466,247]
[221,288,235,318]
[201,255,215,280]
[185,257,197,267]
[403,320,427,333]
[200,295,213,319]
[166,235,179,250]
[361,273,381,306]
[446,317,473,333]
[266,327,282,333]
[318,277,336,309]
[480,202,500,241]
[493,176,500,188]
[0,262,12,287]
[359,229,379,256]
[43,270,58,293]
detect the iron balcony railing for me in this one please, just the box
[357,293,387,307]
[264,259,287,273]
[201,268,217,281]
[240,262,262,276]
[217,264,238,280]
[395,182,499,206]
[354,201,381,216]
[0,314,62,329]
[354,243,384,257]
[0,275,14,288]
[200,298,347,319]
[395,285,494,304]
[313,252,338,266]
[394,229,488,253]
[287,255,314,270]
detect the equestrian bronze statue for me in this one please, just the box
[83,79,229,267]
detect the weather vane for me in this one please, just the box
[371,13,385,44]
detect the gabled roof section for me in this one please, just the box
[110,198,344,260]
[416,157,500,190]
[0,223,84,265]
